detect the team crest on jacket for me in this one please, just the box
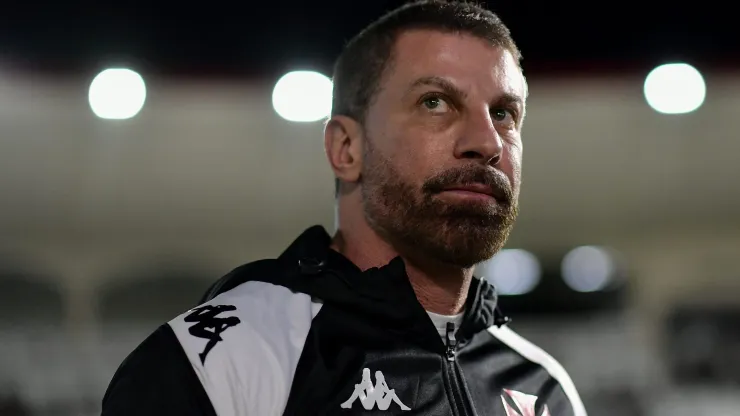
[341,368,411,411]
[184,304,241,364]
[501,389,551,416]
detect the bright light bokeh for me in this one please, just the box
[272,71,333,122]
[89,68,147,120]
[477,249,541,295]
[644,63,706,115]
[561,246,615,292]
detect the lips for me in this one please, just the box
[441,183,496,197]
[422,166,511,205]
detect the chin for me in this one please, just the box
[419,223,511,269]
[436,244,502,269]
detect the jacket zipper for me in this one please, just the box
[445,322,471,416]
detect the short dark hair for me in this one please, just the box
[331,0,522,196]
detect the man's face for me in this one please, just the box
[360,30,526,268]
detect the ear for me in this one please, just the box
[324,115,364,186]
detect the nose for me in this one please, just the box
[453,110,503,166]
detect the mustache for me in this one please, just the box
[422,166,514,204]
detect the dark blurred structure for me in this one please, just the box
[0,393,31,416]
[1,1,737,79]
[667,306,740,386]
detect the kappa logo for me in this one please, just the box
[341,368,411,411]
[501,389,551,416]
[184,304,241,365]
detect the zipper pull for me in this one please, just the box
[445,322,457,362]
[494,306,511,327]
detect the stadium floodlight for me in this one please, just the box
[644,63,705,115]
[89,68,147,120]
[272,71,332,122]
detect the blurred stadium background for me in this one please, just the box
[1,1,739,415]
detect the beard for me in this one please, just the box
[360,141,519,269]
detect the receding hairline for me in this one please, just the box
[392,25,521,57]
[364,28,525,114]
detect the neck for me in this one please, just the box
[330,198,472,316]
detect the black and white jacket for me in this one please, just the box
[102,226,587,416]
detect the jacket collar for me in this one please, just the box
[278,225,504,348]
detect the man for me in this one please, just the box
[102,1,587,415]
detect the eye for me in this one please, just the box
[421,95,451,113]
[491,108,515,125]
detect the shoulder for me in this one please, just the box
[170,279,322,369]
[102,324,217,416]
[168,279,323,416]
[486,325,588,416]
[105,264,323,416]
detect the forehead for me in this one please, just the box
[385,29,524,99]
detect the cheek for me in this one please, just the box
[365,142,423,190]
[394,153,427,186]
[391,137,438,182]
[503,142,523,187]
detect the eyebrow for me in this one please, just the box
[407,76,467,100]
[407,75,524,110]
[497,93,524,107]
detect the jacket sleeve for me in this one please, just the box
[101,324,217,416]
